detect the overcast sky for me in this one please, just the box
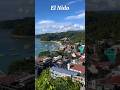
[86,0,120,11]
[0,0,34,21]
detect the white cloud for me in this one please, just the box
[35,20,84,34]
[38,20,54,24]
[65,12,85,20]
[75,10,84,14]
[67,0,82,5]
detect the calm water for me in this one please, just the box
[35,38,59,56]
[0,29,34,72]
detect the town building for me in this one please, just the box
[0,74,35,90]
[50,66,78,78]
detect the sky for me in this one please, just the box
[0,0,34,21]
[35,0,85,34]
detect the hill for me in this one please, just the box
[36,30,85,43]
[0,17,34,37]
[86,11,120,41]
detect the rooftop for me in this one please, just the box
[100,75,120,85]
[70,64,85,73]
[50,66,78,76]
[0,75,18,85]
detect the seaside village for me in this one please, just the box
[35,37,85,87]
[86,38,120,90]
[0,72,35,90]
[0,58,35,90]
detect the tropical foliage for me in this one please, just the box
[0,17,34,36]
[36,31,85,43]
[35,69,81,90]
[86,11,120,40]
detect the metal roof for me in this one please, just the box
[50,66,78,76]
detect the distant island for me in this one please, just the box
[36,30,85,43]
[0,17,34,38]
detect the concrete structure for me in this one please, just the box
[50,66,78,78]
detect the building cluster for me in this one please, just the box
[0,73,34,90]
[35,37,85,87]
[86,39,120,90]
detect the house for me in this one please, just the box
[97,75,120,90]
[87,75,120,90]
[88,65,98,74]
[53,55,62,61]
[50,66,78,79]
[78,44,85,54]
[71,53,77,58]
[0,74,35,90]
[87,80,96,90]
[93,61,111,70]
[50,66,85,85]
[68,64,85,74]
[72,75,85,85]
[79,54,85,62]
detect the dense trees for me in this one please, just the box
[36,31,85,43]
[35,69,81,90]
[0,17,34,36]
[86,11,120,40]
[39,51,51,57]
[12,17,34,36]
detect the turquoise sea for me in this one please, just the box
[0,29,34,72]
[35,38,60,56]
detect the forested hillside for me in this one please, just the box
[36,31,85,43]
[0,17,34,36]
[86,11,120,40]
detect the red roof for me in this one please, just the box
[93,61,111,68]
[70,64,85,73]
[100,75,120,85]
[79,57,85,62]
[0,75,18,85]
[0,73,31,84]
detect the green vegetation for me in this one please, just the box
[36,31,85,43]
[12,18,34,36]
[35,69,81,90]
[86,11,120,40]
[8,58,34,74]
[39,51,51,57]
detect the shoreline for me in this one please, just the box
[39,40,62,46]
[35,40,61,57]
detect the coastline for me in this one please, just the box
[40,40,62,46]
[35,39,61,57]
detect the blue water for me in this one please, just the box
[0,29,34,72]
[35,38,59,56]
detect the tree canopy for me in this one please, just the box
[35,69,81,90]
[36,31,85,43]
